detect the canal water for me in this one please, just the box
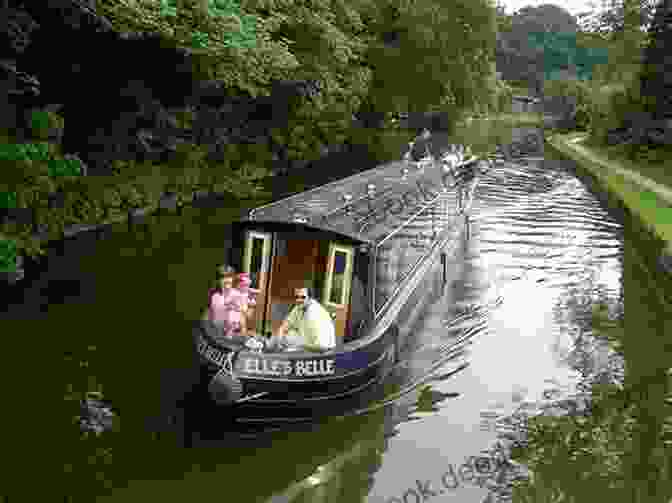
[2,125,645,502]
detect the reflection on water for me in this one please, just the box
[9,127,647,502]
[358,145,623,503]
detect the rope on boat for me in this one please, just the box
[210,348,273,404]
[209,350,245,404]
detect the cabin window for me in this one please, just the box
[324,244,354,306]
[330,251,347,304]
[347,250,371,341]
[242,230,273,334]
[243,231,272,289]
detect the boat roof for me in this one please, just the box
[244,155,480,246]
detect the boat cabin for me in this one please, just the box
[229,223,369,345]
[225,156,478,349]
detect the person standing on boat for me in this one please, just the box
[407,128,433,163]
[266,287,336,352]
[201,265,250,344]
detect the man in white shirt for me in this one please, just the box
[265,287,336,352]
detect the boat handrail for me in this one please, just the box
[335,222,461,353]
[373,214,458,321]
[368,156,479,245]
[370,188,448,247]
[372,176,479,320]
[371,237,455,338]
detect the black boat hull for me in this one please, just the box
[191,327,397,420]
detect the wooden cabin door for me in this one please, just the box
[322,243,355,343]
[242,230,273,335]
[266,237,322,336]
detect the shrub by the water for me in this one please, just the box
[587,82,642,145]
[543,78,592,131]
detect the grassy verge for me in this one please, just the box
[583,138,672,190]
[545,132,672,254]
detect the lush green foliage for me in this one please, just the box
[362,0,497,116]
[495,2,646,97]
[576,0,658,39]
[543,78,593,131]
[566,0,655,147]
[0,237,17,272]
[2,0,506,259]
[98,0,499,125]
[496,4,579,91]
[0,134,268,258]
[492,75,514,115]
[0,190,16,209]
[583,82,646,144]
[100,0,502,156]
[527,31,608,81]
[98,0,298,96]
[511,386,636,501]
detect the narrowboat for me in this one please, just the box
[193,145,488,420]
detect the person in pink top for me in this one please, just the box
[236,272,256,307]
[201,265,250,344]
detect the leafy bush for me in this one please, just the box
[493,78,514,114]
[29,110,64,141]
[0,238,18,272]
[543,78,592,131]
[511,387,636,501]
[586,82,643,144]
[0,137,270,257]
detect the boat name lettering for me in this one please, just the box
[244,358,293,376]
[244,357,336,377]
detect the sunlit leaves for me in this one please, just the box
[362,0,496,116]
